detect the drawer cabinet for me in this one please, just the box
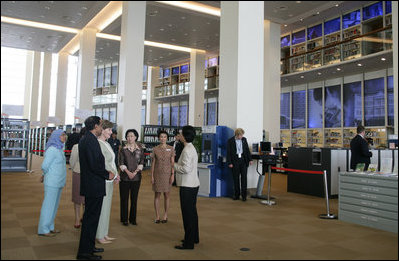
[339,172,398,233]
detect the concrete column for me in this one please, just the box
[117,1,146,137]
[147,66,159,125]
[30,51,41,122]
[40,52,52,125]
[76,27,96,122]
[189,50,206,127]
[23,51,33,120]
[55,52,69,125]
[263,20,281,144]
[393,1,398,134]
[219,1,264,143]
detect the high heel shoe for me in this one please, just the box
[154,219,160,224]
[161,218,168,223]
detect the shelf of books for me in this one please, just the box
[324,128,342,148]
[291,129,306,147]
[343,128,356,148]
[307,129,323,148]
[280,129,291,148]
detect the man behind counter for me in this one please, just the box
[350,125,372,171]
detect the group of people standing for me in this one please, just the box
[37,116,201,260]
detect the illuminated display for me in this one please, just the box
[172,67,179,75]
[324,17,340,35]
[363,1,383,21]
[280,93,290,129]
[292,30,305,45]
[180,64,189,74]
[179,105,188,126]
[387,76,394,126]
[207,102,217,125]
[343,82,362,127]
[308,88,323,128]
[324,85,341,128]
[307,24,322,40]
[364,77,385,126]
[343,10,361,29]
[281,35,290,48]
[171,106,179,126]
[292,90,306,129]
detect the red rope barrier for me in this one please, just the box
[271,166,324,175]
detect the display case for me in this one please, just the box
[343,128,356,148]
[280,130,291,148]
[1,118,30,172]
[307,129,323,148]
[365,127,389,149]
[342,25,362,60]
[323,32,341,65]
[324,128,342,148]
[291,129,306,147]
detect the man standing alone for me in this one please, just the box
[350,125,372,171]
[77,116,115,260]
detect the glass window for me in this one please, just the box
[387,76,394,126]
[292,90,306,129]
[97,67,104,88]
[179,104,188,126]
[281,35,290,48]
[324,85,341,128]
[102,108,109,121]
[111,65,118,86]
[141,105,146,125]
[104,66,111,87]
[292,30,306,45]
[307,24,322,40]
[158,104,162,125]
[171,67,179,75]
[343,81,362,127]
[143,65,148,82]
[324,17,340,35]
[280,93,290,129]
[163,103,170,126]
[363,1,383,21]
[207,102,217,125]
[110,107,116,123]
[204,103,207,125]
[308,88,323,128]
[386,1,392,14]
[171,105,179,126]
[364,77,385,126]
[342,10,361,29]
[93,68,97,88]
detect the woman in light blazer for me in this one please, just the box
[96,120,120,244]
[38,129,67,237]
[174,125,200,250]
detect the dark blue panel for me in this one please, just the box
[180,64,189,74]
[281,35,291,48]
[280,93,290,129]
[163,68,170,77]
[208,102,217,125]
[308,88,323,128]
[343,82,362,127]
[324,17,341,35]
[324,85,341,128]
[387,76,394,126]
[343,10,361,29]
[364,77,385,126]
[172,67,179,75]
[363,1,383,21]
[163,106,170,126]
[171,106,179,126]
[111,66,118,86]
[292,90,306,129]
[97,68,104,87]
[386,1,392,14]
[307,24,322,40]
[179,105,187,126]
[292,30,306,45]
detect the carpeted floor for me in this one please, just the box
[1,154,398,260]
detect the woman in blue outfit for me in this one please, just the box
[38,129,67,237]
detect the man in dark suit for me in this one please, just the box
[226,128,253,201]
[171,129,184,186]
[77,116,115,260]
[350,125,372,171]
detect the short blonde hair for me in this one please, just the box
[234,128,245,136]
[101,120,114,130]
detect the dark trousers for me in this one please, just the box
[77,196,103,255]
[179,186,199,248]
[232,158,248,199]
[119,180,141,223]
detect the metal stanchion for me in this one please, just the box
[26,150,34,173]
[260,165,275,206]
[319,170,337,219]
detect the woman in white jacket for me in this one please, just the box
[174,125,200,250]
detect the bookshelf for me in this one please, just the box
[343,128,356,148]
[307,129,323,148]
[291,129,306,147]
[280,130,291,148]
[324,128,343,148]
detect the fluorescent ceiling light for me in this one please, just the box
[1,16,79,34]
[96,33,121,41]
[156,1,221,16]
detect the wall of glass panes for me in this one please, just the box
[157,101,188,127]
[280,68,394,148]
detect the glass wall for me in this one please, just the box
[280,93,290,129]
[307,88,323,128]
[364,77,385,126]
[292,90,306,129]
[324,84,341,128]
[387,75,394,126]
[343,81,362,127]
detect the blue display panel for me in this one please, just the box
[104,66,111,87]
[343,10,361,29]
[111,65,118,86]
[179,105,188,126]
[280,93,290,129]
[141,106,145,125]
[281,35,290,48]
[208,57,218,67]
[157,106,162,125]
[387,76,394,126]
[163,105,170,126]
[343,81,362,127]
[207,102,217,125]
[97,67,104,87]
[307,24,322,40]
[386,1,392,14]
[364,77,385,126]
[292,90,306,129]
[171,106,179,126]
[308,88,323,128]
[324,17,340,35]
[180,64,189,74]
[203,103,207,125]
[363,1,383,21]
[324,85,341,128]
[292,30,305,45]
[163,68,170,78]
[172,67,179,75]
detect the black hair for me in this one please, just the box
[182,125,195,143]
[356,125,365,134]
[173,129,181,136]
[125,129,139,141]
[158,129,168,138]
[84,116,101,131]
[79,127,87,140]
[112,129,117,134]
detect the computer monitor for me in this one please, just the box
[203,139,212,151]
[260,141,271,153]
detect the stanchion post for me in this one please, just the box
[27,150,34,173]
[261,164,275,206]
[319,170,337,219]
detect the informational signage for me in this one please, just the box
[1,104,24,117]
[74,108,93,121]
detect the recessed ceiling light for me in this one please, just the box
[316,12,320,15]
[300,18,303,21]
[171,38,176,41]
[149,49,152,52]
[159,56,163,59]
[44,6,50,10]
[300,75,304,78]
[192,29,197,32]
[181,16,186,20]
[337,68,341,71]
[381,57,386,61]
[335,4,339,7]
[296,1,301,3]
[357,63,362,66]
[184,33,188,36]
[149,34,153,37]
[288,14,293,17]
[284,79,288,82]
[159,28,165,31]
[284,24,287,27]
[168,24,173,27]
[317,72,322,75]
[81,6,88,10]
